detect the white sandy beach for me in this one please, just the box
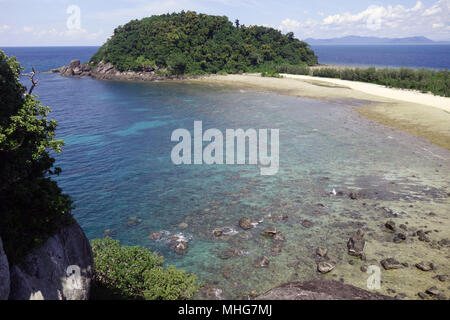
[281,74,450,112]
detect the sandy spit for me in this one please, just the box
[189,74,450,150]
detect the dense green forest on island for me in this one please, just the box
[90,11,318,74]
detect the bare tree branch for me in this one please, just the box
[27,67,39,95]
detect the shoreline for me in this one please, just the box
[281,74,450,112]
[50,61,450,150]
[188,74,450,150]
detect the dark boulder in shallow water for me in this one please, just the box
[317,262,335,274]
[393,232,407,243]
[415,262,434,272]
[261,227,278,238]
[381,258,405,270]
[347,229,365,259]
[255,256,270,268]
[316,247,328,257]
[385,220,396,232]
[172,241,189,255]
[238,217,253,230]
[256,280,393,300]
[301,220,314,228]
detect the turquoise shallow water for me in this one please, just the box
[25,73,450,299]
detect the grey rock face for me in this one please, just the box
[0,238,10,300]
[9,223,93,300]
[256,280,393,300]
[68,59,81,69]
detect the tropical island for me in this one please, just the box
[52,12,449,98]
[51,11,450,151]
[51,11,318,80]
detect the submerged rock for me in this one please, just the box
[261,227,278,238]
[381,258,405,270]
[393,233,407,243]
[418,292,428,299]
[317,262,335,274]
[437,238,449,246]
[425,286,439,296]
[270,214,289,223]
[349,192,359,200]
[417,230,430,242]
[212,227,238,238]
[273,231,286,242]
[212,228,223,237]
[316,247,328,257]
[218,248,245,260]
[172,241,189,255]
[149,231,163,240]
[103,229,116,237]
[435,275,447,282]
[301,220,314,228]
[126,216,142,227]
[270,243,283,255]
[256,256,270,268]
[415,262,434,272]
[347,229,365,259]
[385,220,396,232]
[178,222,188,229]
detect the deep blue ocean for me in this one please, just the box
[311,45,450,69]
[1,46,449,299]
[2,45,450,72]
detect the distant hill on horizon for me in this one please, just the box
[305,36,449,45]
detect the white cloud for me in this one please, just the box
[28,27,104,41]
[280,0,450,41]
[433,23,444,28]
[96,0,191,22]
[423,3,442,15]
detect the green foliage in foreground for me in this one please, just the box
[0,50,73,263]
[91,238,199,300]
[273,65,450,97]
[90,11,317,74]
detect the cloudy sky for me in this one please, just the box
[0,0,449,46]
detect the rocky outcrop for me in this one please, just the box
[8,223,93,300]
[0,238,10,300]
[49,59,92,77]
[49,60,197,82]
[256,280,393,300]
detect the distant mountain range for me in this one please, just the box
[304,36,450,45]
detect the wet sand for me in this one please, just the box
[190,74,450,150]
